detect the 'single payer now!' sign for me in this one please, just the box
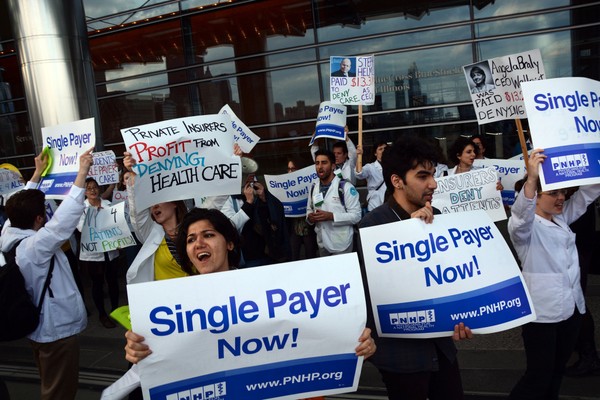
[128,253,366,400]
[121,114,241,211]
[265,166,318,217]
[359,211,535,338]
[39,117,96,198]
[310,101,347,145]
[521,77,600,191]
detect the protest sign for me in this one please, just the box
[121,114,241,211]
[219,104,260,153]
[474,159,526,206]
[359,211,535,338]
[330,55,375,106]
[89,151,119,186]
[80,202,136,254]
[432,168,506,221]
[309,101,347,145]
[112,190,128,203]
[521,77,600,190]
[128,253,366,400]
[264,166,318,217]
[463,49,545,124]
[0,167,24,195]
[39,118,96,198]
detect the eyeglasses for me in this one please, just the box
[540,189,568,197]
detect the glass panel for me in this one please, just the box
[475,10,571,38]
[0,55,25,101]
[269,66,321,126]
[99,86,192,147]
[315,0,470,42]
[0,113,35,170]
[85,0,178,31]
[320,25,471,59]
[90,19,185,85]
[185,0,315,67]
[477,31,572,78]
[320,44,474,117]
[474,0,570,19]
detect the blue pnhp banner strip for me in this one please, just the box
[540,143,600,184]
[149,353,358,400]
[377,277,532,334]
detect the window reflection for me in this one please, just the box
[477,31,572,77]
[315,0,469,42]
[474,0,570,19]
[476,10,571,37]
[90,19,184,85]
[320,26,471,58]
[85,0,178,31]
[0,113,34,167]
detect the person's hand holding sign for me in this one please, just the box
[410,201,435,224]
[452,322,473,341]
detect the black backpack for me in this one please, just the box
[0,239,54,341]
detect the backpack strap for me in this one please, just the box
[338,179,347,211]
[3,238,55,310]
[38,257,55,310]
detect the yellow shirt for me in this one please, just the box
[153,237,187,280]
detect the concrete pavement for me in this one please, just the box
[1,275,599,399]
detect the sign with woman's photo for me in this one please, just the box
[463,49,545,124]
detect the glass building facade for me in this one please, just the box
[0,0,598,176]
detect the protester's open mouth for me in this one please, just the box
[197,252,210,261]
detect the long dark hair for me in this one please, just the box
[176,208,241,275]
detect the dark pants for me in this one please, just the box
[509,311,582,400]
[30,335,79,400]
[379,350,464,400]
[289,225,318,261]
[80,258,119,317]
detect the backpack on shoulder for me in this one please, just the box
[0,239,54,341]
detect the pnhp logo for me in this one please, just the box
[166,381,226,400]
[551,153,589,171]
[389,309,436,332]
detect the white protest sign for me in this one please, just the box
[432,168,506,221]
[360,211,535,338]
[88,151,119,186]
[121,114,241,211]
[128,253,366,400]
[39,118,96,198]
[0,168,24,195]
[330,55,375,106]
[521,77,600,190]
[80,202,136,254]
[264,166,318,217]
[219,104,260,153]
[474,159,526,206]
[309,101,347,145]
[464,49,545,124]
